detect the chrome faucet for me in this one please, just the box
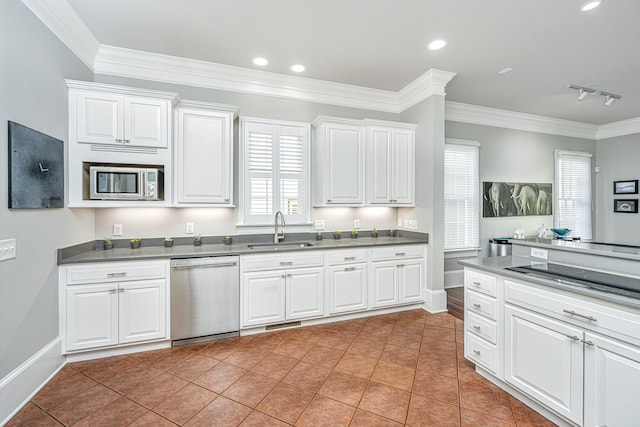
[274,211,285,243]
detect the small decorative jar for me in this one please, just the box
[316,233,323,241]
[223,236,232,245]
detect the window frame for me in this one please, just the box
[554,149,593,240]
[238,117,311,227]
[444,138,481,252]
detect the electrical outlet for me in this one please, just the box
[408,220,418,230]
[531,247,548,260]
[113,224,122,236]
[404,220,409,228]
[314,219,325,230]
[354,219,360,229]
[186,222,195,234]
[0,239,17,262]
[398,218,403,227]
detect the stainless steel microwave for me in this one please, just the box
[89,166,162,201]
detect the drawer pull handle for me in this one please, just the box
[397,264,405,268]
[566,335,580,341]
[473,350,481,356]
[472,325,481,331]
[562,309,597,322]
[107,272,127,278]
[281,275,287,279]
[345,267,356,272]
[119,288,125,293]
[286,273,292,278]
[581,339,595,346]
[344,256,356,261]
[109,288,117,294]
[472,303,481,309]
[280,261,293,266]
[395,252,406,256]
[472,281,481,286]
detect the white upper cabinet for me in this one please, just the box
[175,101,237,205]
[77,91,170,148]
[312,117,365,206]
[365,121,416,205]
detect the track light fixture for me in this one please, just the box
[601,91,622,106]
[568,84,622,106]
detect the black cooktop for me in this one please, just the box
[506,263,640,299]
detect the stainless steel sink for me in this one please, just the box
[247,242,313,250]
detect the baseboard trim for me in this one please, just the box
[444,270,464,289]
[423,289,448,313]
[0,337,65,425]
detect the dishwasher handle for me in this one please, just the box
[172,261,238,270]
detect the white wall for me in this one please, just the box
[0,0,94,378]
[595,133,640,245]
[92,75,401,238]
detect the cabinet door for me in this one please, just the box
[242,271,286,327]
[66,284,118,351]
[370,261,398,308]
[329,264,367,314]
[367,127,392,204]
[119,279,167,344]
[324,124,365,204]
[584,332,640,427]
[391,129,414,204]
[123,97,169,148]
[398,260,423,303]
[286,267,324,320]
[77,91,123,145]
[176,109,232,204]
[504,305,583,425]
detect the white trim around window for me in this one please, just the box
[554,149,593,240]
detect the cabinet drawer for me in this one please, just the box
[465,333,498,374]
[327,249,368,265]
[466,310,497,344]
[466,290,497,321]
[466,269,497,298]
[370,244,425,261]
[242,252,324,272]
[505,279,640,344]
[65,261,167,285]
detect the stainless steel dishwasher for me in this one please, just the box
[170,256,239,346]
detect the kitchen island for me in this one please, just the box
[459,238,640,427]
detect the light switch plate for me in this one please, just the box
[0,239,17,262]
[113,224,122,236]
[185,222,195,234]
[314,220,325,230]
[354,219,360,229]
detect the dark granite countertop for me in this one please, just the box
[459,256,640,310]
[58,231,429,265]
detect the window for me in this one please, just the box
[444,139,480,251]
[240,118,310,225]
[554,150,592,240]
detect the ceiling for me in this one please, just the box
[65,0,640,126]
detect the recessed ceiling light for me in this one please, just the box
[497,67,513,75]
[291,64,305,73]
[428,39,448,51]
[581,0,602,12]
[253,57,268,66]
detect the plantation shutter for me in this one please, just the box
[242,119,309,225]
[444,139,480,250]
[554,150,592,240]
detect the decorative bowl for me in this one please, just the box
[549,228,571,237]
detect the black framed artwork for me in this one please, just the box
[8,121,64,208]
[613,180,638,195]
[614,199,638,213]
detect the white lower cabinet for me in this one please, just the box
[66,279,167,352]
[286,268,324,320]
[329,264,367,314]
[504,304,583,425]
[584,332,640,427]
[61,261,169,353]
[370,258,424,309]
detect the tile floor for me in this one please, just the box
[7,310,557,426]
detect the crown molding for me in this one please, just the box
[596,117,640,140]
[398,69,457,111]
[445,101,599,140]
[93,45,402,113]
[20,0,99,69]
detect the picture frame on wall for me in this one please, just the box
[614,199,638,213]
[613,180,638,195]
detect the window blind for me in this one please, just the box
[241,120,309,225]
[444,140,480,250]
[554,150,592,240]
